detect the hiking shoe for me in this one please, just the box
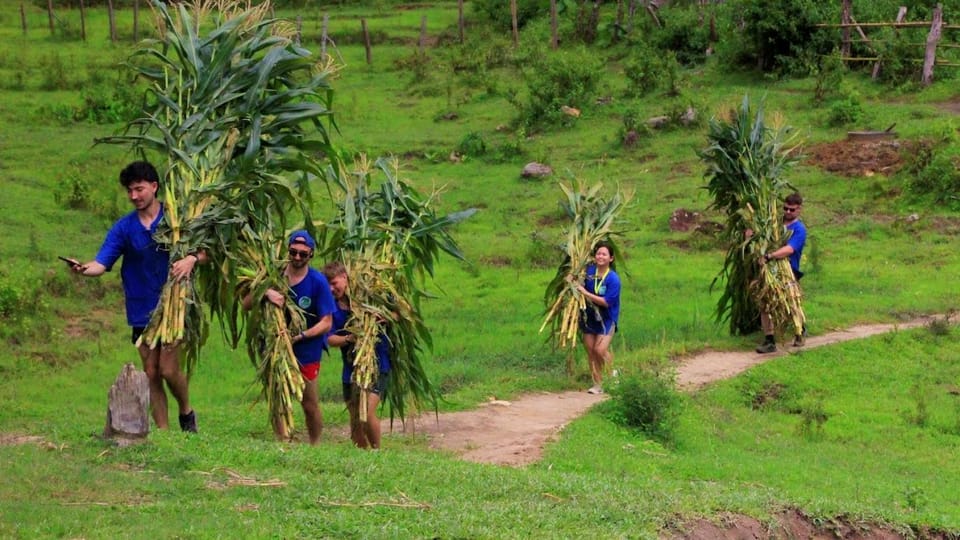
[755,341,777,354]
[793,334,805,347]
[587,385,603,395]
[179,410,197,433]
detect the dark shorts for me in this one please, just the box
[342,372,390,402]
[580,318,616,336]
[131,327,145,345]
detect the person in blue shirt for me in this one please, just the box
[323,261,391,449]
[756,192,808,354]
[68,161,202,432]
[244,230,335,444]
[569,241,621,395]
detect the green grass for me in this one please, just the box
[1,0,959,537]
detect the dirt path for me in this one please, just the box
[409,317,942,467]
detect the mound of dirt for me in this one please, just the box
[804,139,915,177]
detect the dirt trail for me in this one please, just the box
[409,317,942,467]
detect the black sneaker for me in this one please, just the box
[179,410,197,433]
[755,341,777,354]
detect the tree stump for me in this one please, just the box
[103,363,150,441]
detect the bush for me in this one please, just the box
[601,370,683,444]
[650,5,717,66]
[456,132,488,158]
[826,92,864,127]
[514,46,603,131]
[720,0,833,75]
[471,0,547,32]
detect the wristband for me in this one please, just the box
[299,332,306,341]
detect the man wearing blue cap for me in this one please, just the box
[246,229,335,444]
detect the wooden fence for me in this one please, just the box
[818,2,960,85]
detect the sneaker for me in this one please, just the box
[793,334,805,347]
[755,341,777,354]
[178,410,197,433]
[587,385,603,395]
[611,369,620,378]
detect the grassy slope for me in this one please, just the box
[1,1,959,537]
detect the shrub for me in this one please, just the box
[471,0,546,32]
[456,132,488,158]
[826,93,864,127]
[76,83,143,124]
[515,46,603,131]
[650,4,717,66]
[902,128,960,208]
[601,370,683,444]
[720,0,833,75]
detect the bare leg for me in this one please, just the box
[760,311,774,336]
[158,344,191,416]
[595,326,615,375]
[347,389,369,448]
[138,344,169,429]
[301,377,323,445]
[582,333,602,386]
[363,391,382,449]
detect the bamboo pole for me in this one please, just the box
[80,0,86,41]
[550,0,558,50]
[510,0,519,48]
[922,4,943,85]
[107,0,117,42]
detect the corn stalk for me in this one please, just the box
[700,95,804,337]
[96,0,338,375]
[323,156,475,423]
[540,178,632,367]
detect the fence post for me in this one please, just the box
[46,0,54,36]
[458,0,464,44]
[107,0,117,42]
[80,0,86,41]
[321,12,329,60]
[840,0,851,61]
[296,15,302,45]
[133,0,139,42]
[20,2,27,36]
[550,0,558,49]
[922,3,943,85]
[510,0,519,47]
[418,15,427,55]
[361,18,372,65]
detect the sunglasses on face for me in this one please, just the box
[783,206,799,212]
[288,248,312,259]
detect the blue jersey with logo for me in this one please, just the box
[290,268,336,366]
[786,219,807,277]
[95,205,169,327]
[582,263,621,331]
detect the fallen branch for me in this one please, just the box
[317,492,432,510]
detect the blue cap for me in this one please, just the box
[288,229,316,250]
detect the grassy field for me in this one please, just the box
[1,1,960,537]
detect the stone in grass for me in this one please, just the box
[103,363,150,445]
[522,162,552,179]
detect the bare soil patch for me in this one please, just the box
[804,138,913,177]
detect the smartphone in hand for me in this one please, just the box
[58,256,81,267]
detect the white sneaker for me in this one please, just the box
[611,369,620,378]
[587,385,603,395]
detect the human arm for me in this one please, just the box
[326,331,355,348]
[241,287,285,310]
[170,250,207,281]
[70,260,107,277]
[293,313,332,344]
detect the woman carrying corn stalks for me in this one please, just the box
[242,231,335,444]
[68,161,202,432]
[755,192,808,354]
[567,241,622,394]
[323,262,391,450]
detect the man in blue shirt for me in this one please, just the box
[756,192,808,353]
[69,161,202,432]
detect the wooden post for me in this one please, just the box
[296,15,302,45]
[922,4,943,86]
[458,0,465,44]
[419,15,427,55]
[79,0,86,41]
[550,0,558,50]
[321,12,329,60]
[613,0,623,44]
[46,0,54,36]
[361,18,372,65]
[133,0,139,42]
[103,363,150,441]
[510,0,519,47]
[840,0,851,60]
[20,3,27,36]
[107,0,117,43]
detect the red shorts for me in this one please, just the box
[299,362,320,382]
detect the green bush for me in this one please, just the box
[471,0,547,32]
[650,5,717,66]
[826,93,864,127]
[456,132,488,158]
[514,46,603,131]
[601,370,683,444]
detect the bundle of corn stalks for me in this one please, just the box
[540,179,632,360]
[700,95,804,337]
[323,155,475,422]
[97,0,338,375]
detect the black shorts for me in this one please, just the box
[342,373,390,402]
[131,327,145,345]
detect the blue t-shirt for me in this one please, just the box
[330,302,391,384]
[95,206,169,327]
[785,219,807,276]
[584,263,621,328]
[289,268,336,366]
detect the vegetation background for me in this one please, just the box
[0,0,959,537]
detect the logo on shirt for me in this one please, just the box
[597,285,606,295]
[298,296,312,309]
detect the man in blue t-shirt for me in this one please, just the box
[246,230,335,445]
[68,161,203,432]
[756,192,808,354]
